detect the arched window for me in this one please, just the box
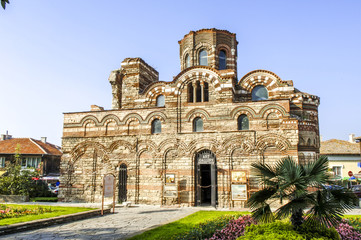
[151,119,161,134]
[185,54,191,68]
[219,50,227,70]
[203,82,209,102]
[238,115,249,130]
[199,50,208,66]
[188,83,194,102]
[156,95,165,107]
[196,81,201,102]
[193,117,203,132]
[252,85,268,101]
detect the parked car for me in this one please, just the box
[48,185,58,195]
[351,185,361,198]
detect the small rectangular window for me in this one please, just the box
[21,159,27,167]
[0,157,5,168]
[24,157,41,168]
[332,166,342,178]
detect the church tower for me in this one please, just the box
[178,28,238,76]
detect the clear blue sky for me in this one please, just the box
[1,0,360,146]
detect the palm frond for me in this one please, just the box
[251,203,275,223]
[305,190,344,228]
[247,187,277,209]
[304,156,329,185]
[328,187,357,211]
[251,161,278,182]
[274,197,309,220]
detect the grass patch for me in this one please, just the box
[129,210,250,240]
[344,215,361,218]
[30,197,58,202]
[0,204,95,226]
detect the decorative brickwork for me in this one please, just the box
[59,29,320,208]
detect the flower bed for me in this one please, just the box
[170,214,361,240]
[208,215,256,240]
[336,219,361,240]
[173,214,243,240]
[0,204,53,220]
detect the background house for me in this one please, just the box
[320,134,361,180]
[0,132,62,176]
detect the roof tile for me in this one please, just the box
[0,138,62,155]
[320,139,360,155]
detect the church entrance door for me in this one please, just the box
[195,150,217,207]
[118,163,127,203]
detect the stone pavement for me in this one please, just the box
[0,204,198,240]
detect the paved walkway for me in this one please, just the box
[0,204,198,240]
[2,202,361,240]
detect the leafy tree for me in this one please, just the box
[1,0,9,10]
[0,144,41,196]
[247,156,357,228]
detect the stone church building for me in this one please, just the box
[59,29,320,207]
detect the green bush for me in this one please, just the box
[238,221,305,240]
[173,214,242,240]
[238,221,340,240]
[296,223,340,240]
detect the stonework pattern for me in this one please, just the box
[59,28,320,208]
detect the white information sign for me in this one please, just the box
[104,175,115,197]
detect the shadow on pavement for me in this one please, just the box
[139,209,179,214]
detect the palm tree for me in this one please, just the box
[247,156,357,228]
[1,0,9,10]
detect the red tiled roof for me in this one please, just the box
[0,138,62,155]
[320,139,360,155]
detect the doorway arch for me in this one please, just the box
[195,149,217,207]
[118,163,127,203]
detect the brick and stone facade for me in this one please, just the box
[59,28,320,207]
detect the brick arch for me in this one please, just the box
[239,69,282,87]
[117,161,129,168]
[191,147,218,167]
[180,46,192,69]
[144,111,167,124]
[100,114,121,125]
[185,108,211,122]
[122,113,144,124]
[194,42,213,64]
[216,44,231,56]
[186,108,211,122]
[299,137,305,146]
[256,134,292,154]
[158,138,186,154]
[230,106,257,120]
[222,135,254,155]
[137,139,158,154]
[104,118,117,136]
[162,147,182,167]
[173,67,222,95]
[143,82,167,103]
[108,139,135,153]
[83,119,97,137]
[259,104,289,118]
[238,70,293,95]
[69,141,108,165]
[187,138,220,155]
[80,115,100,127]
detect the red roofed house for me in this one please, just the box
[0,132,62,176]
